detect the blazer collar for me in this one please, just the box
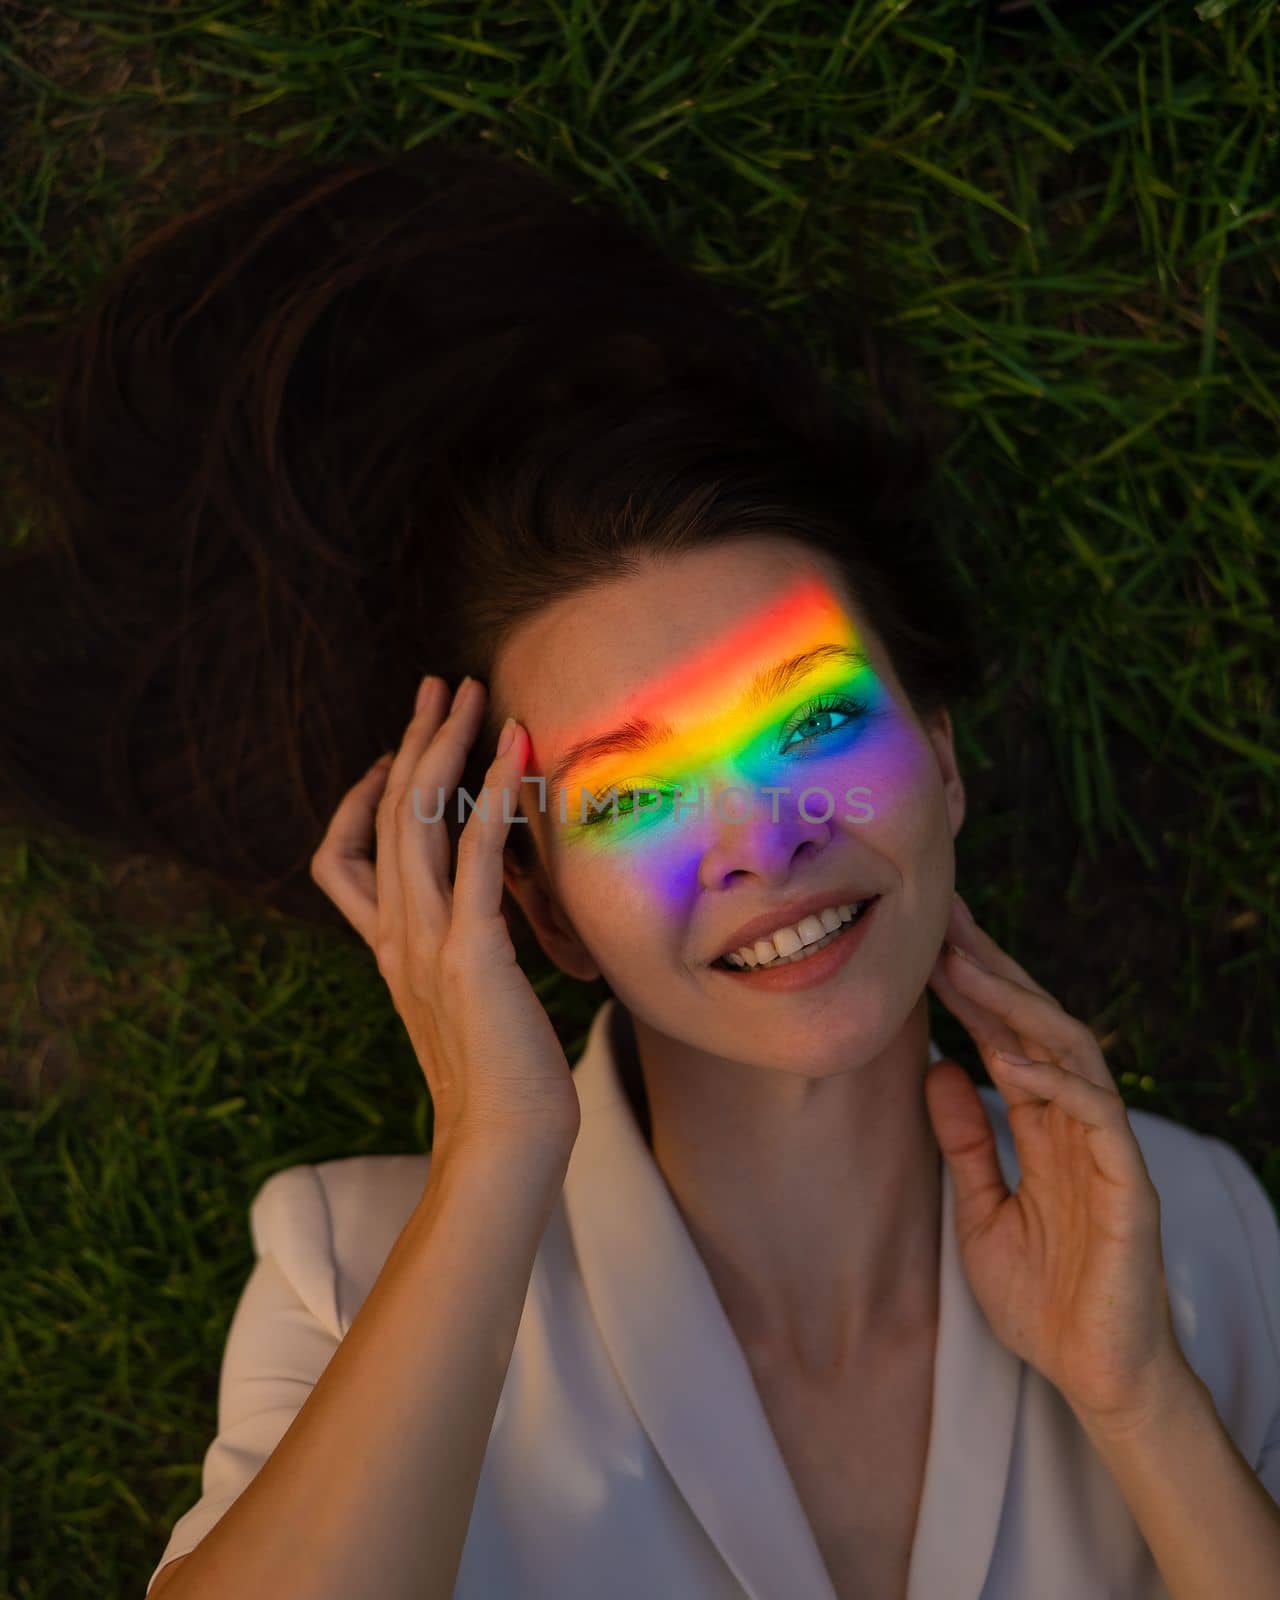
[561,997,1023,1600]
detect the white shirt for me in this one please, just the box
[148,996,1280,1598]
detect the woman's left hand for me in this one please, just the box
[924,893,1190,1435]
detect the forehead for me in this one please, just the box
[493,537,888,766]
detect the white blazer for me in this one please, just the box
[148,997,1280,1598]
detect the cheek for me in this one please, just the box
[821,716,941,841]
[857,761,956,942]
[562,854,670,961]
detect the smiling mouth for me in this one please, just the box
[710,896,880,971]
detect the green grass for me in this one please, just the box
[2,1,1277,1592]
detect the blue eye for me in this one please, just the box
[778,692,869,754]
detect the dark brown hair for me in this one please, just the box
[0,139,984,956]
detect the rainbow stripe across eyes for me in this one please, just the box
[546,571,898,849]
[579,681,883,825]
[565,666,890,836]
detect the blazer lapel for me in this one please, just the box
[904,1093,1024,1600]
[563,999,836,1600]
[561,998,1023,1600]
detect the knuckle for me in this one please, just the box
[436,935,471,980]
[397,784,424,825]
[457,804,492,844]
[374,935,402,977]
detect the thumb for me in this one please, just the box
[924,1058,1009,1242]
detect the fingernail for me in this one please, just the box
[497,715,517,756]
[995,1053,1048,1077]
[415,675,437,714]
[949,941,984,968]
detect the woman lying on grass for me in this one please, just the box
[2,141,1277,1600]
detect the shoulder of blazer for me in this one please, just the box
[249,1154,432,1337]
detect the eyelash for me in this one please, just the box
[580,691,871,827]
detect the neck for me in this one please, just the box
[612,997,943,1380]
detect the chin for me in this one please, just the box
[733,1002,903,1074]
[828,981,917,1050]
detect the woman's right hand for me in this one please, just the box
[310,674,581,1157]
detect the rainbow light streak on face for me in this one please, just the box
[550,573,905,863]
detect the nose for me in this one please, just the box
[695,776,834,891]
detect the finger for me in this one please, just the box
[928,949,1044,1105]
[948,894,1059,1004]
[943,951,1117,1091]
[374,674,452,962]
[448,714,528,952]
[988,1052,1149,1192]
[923,1061,1012,1243]
[399,674,490,939]
[311,752,396,948]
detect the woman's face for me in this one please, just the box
[494,535,965,1075]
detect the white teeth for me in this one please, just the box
[720,900,868,968]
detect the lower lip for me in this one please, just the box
[708,898,880,992]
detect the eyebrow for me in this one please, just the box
[547,642,869,792]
